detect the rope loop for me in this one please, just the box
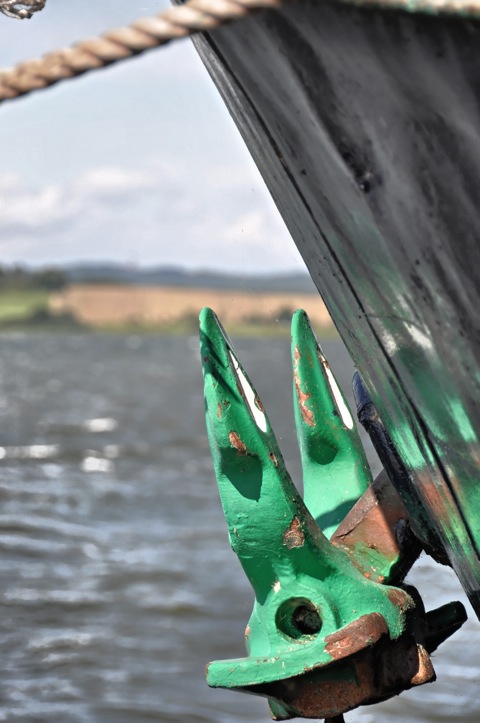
[0,0,46,19]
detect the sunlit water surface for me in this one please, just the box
[0,333,477,722]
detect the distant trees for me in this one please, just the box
[34,268,67,290]
[0,265,67,291]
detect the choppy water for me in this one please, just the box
[0,332,478,722]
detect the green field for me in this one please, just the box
[0,290,338,338]
[0,290,49,322]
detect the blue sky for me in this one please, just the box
[0,0,306,273]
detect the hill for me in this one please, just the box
[62,263,318,294]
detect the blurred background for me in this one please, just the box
[0,2,479,722]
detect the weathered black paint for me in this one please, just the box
[191,1,480,613]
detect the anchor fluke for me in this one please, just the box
[291,309,371,537]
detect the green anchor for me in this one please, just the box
[199,308,466,720]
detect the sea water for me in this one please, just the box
[0,332,477,722]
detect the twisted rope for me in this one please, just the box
[0,0,280,103]
[0,0,45,19]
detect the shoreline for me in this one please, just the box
[0,285,336,338]
[0,319,339,339]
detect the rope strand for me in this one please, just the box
[0,0,280,103]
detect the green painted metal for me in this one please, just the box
[291,310,371,539]
[199,307,414,691]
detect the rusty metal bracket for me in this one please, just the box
[331,468,422,584]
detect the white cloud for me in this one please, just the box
[0,179,69,227]
[73,167,159,197]
[0,0,309,276]
[0,165,163,230]
[0,160,306,273]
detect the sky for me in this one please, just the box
[0,0,307,274]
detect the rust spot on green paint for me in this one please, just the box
[293,346,315,427]
[294,371,314,427]
[229,431,247,455]
[269,451,278,466]
[283,517,305,549]
[387,587,412,613]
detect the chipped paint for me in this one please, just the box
[255,396,264,412]
[283,517,305,549]
[229,431,247,455]
[387,587,414,613]
[293,346,315,427]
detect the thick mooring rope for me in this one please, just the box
[0,0,280,103]
[0,0,45,19]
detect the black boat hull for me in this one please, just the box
[193,1,480,614]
